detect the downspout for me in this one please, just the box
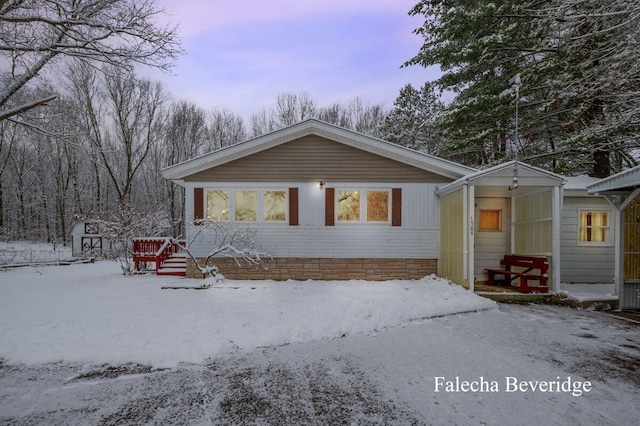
[462,184,467,282]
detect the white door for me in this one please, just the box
[474,198,510,282]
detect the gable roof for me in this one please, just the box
[587,164,640,194]
[162,119,476,184]
[435,161,566,197]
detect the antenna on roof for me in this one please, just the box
[510,73,521,191]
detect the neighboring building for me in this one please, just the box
[561,176,616,284]
[587,165,640,309]
[71,221,112,257]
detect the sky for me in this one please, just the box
[151,0,441,121]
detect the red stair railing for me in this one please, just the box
[132,237,185,272]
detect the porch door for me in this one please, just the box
[474,198,510,282]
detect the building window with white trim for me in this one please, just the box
[264,190,287,222]
[235,190,258,221]
[366,190,390,222]
[337,189,391,224]
[578,210,612,246]
[207,190,229,221]
[338,190,360,222]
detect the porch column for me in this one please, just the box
[467,184,475,291]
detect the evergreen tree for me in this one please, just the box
[405,0,640,175]
[382,83,445,155]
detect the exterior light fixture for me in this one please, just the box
[319,181,325,190]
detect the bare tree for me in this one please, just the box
[250,108,278,137]
[160,100,208,236]
[0,0,181,121]
[178,219,270,281]
[69,63,168,205]
[207,108,246,150]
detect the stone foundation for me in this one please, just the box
[187,257,437,281]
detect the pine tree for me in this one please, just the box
[382,83,445,155]
[405,0,640,175]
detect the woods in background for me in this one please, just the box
[1,0,638,244]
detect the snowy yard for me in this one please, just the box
[1,261,639,425]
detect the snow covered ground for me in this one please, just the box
[0,261,495,366]
[1,261,639,424]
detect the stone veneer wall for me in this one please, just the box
[186,258,437,281]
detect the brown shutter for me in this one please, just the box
[194,188,204,224]
[392,188,402,226]
[289,187,299,226]
[325,187,335,226]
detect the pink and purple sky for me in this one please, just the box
[153,0,441,120]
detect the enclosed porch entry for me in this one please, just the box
[437,161,564,294]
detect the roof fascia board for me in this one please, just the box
[587,165,640,193]
[162,119,476,181]
[436,161,565,196]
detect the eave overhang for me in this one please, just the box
[162,119,477,186]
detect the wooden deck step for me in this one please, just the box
[162,258,186,266]
[157,253,187,276]
[157,267,186,276]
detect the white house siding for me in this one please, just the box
[560,196,616,283]
[185,182,440,259]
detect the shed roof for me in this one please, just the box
[162,119,476,185]
[587,164,640,194]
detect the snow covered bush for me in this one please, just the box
[81,204,170,275]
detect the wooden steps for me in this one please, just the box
[156,253,186,276]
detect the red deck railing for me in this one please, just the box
[132,238,185,271]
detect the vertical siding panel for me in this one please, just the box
[325,188,335,226]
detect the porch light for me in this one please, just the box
[509,163,519,190]
[319,181,325,190]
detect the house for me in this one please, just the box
[160,119,624,300]
[161,119,476,280]
[587,165,640,309]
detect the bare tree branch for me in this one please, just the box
[0,95,55,121]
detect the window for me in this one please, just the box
[205,188,287,223]
[207,190,229,220]
[367,191,389,222]
[264,190,287,221]
[578,210,611,245]
[235,190,257,221]
[338,190,360,222]
[479,210,501,232]
[337,189,390,223]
